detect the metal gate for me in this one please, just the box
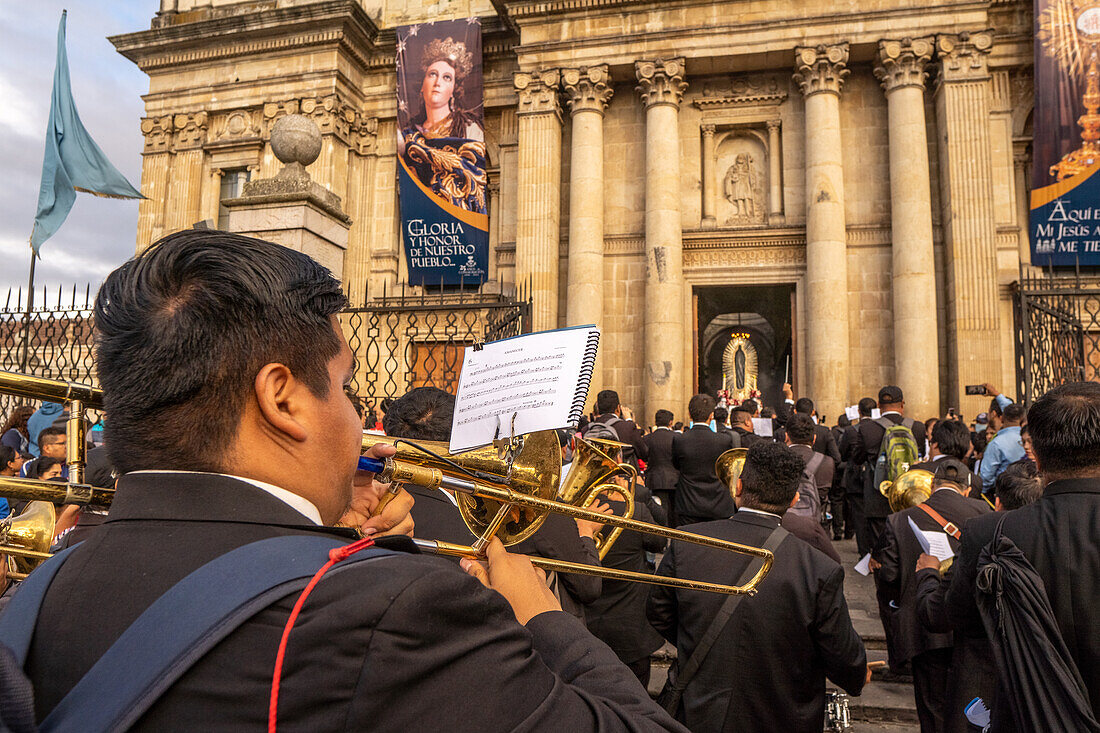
[1012,269,1100,404]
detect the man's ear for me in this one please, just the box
[253,363,309,443]
[789,491,799,509]
[735,478,744,499]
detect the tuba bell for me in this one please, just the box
[878,468,934,513]
[715,448,749,497]
[559,438,637,559]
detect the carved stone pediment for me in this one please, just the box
[694,75,787,108]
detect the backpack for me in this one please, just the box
[871,416,919,492]
[790,452,825,520]
[583,416,638,467]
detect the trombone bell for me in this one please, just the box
[716,448,749,498]
[0,501,57,578]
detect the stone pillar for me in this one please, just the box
[794,44,850,419]
[767,119,784,222]
[514,70,563,332]
[875,37,940,418]
[136,115,173,250]
[636,58,687,421]
[701,124,717,228]
[224,115,350,278]
[1014,147,1032,265]
[164,112,207,234]
[934,31,1001,413]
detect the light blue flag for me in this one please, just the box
[30,10,142,254]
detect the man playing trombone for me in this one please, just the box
[15,231,685,732]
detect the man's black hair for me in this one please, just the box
[654,409,674,428]
[1027,381,1100,477]
[24,456,63,480]
[0,445,15,471]
[672,421,684,431]
[838,415,851,428]
[731,409,751,427]
[994,461,1042,510]
[793,397,814,415]
[687,393,715,422]
[931,419,971,460]
[1003,403,1026,424]
[713,406,728,424]
[382,387,455,441]
[989,396,1004,416]
[596,390,620,416]
[858,397,877,417]
[761,406,776,419]
[740,398,759,416]
[785,413,815,445]
[36,426,66,448]
[94,230,348,474]
[739,442,804,514]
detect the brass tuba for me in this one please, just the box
[559,438,637,560]
[715,448,749,497]
[0,501,57,580]
[878,469,934,513]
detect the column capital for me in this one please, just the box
[635,58,688,109]
[1013,148,1031,170]
[936,31,993,83]
[766,119,781,132]
[514,69,562,118]
[794,44,850,97]
[562,65,614,116]
[701,123,716,136]
[875,37,935,93]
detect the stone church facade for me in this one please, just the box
[111,0,1035,422]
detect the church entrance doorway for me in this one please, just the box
[694,284,795,411]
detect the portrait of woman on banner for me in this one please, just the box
[397,34,488,215]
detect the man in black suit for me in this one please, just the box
[22,231,683,732]
[775,396,842,464]
[909,419,983,498]
[840,397,877,551]
[730,409,765,449]
[945,382,1100,730]
[672,394,737,525]
[784,413,835,520]
[380,386,472,547]
[713,406,735,440]
[849,386,927,555]
[644,409,680,527]
[588,390,648,469]
[648,442,868,732]
[873,459,991,732]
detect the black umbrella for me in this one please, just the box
[976,520,1100,733]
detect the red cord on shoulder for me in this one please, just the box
[268,537,376,733]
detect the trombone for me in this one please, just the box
[362,432,774,595]
[0,369,773,595]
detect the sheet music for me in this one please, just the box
[908,516,955,561]
[449,325,599,453]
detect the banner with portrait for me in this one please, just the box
[395,19,488,285]
[1030,0,1100,265]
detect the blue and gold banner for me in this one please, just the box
[396,19,488,285]
[1030,1,1100,265]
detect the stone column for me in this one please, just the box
[164,112,207,234]
[875,37,940,418]
[794,44,850,419]
[1014,147,1032,265]
[701,124,717,228]
[934,31,1001,413]
[766,119,784,222]
[136,115,173,250]
[636,58,687,421]
[514,70,563,332]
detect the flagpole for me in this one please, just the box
[19,248,37,373]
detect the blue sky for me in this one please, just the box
[0,2,150,305]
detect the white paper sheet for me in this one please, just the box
[845,405,859,421]
[871,408,882,419]
[751,418,773,437]
[908,516,955,561]
[854,553,872,576]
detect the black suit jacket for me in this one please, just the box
[407,483,473,549]
[850,413,926,518]
[671,425,737,522]
[511,512,602,621]
[774,423,841,465]
[874,489,991,665]
[945,478,1100,729]
[24,473,684,732]
[730,427,766,450]
[647,513,866,733]
[642,428,679,494]
[910,459,984,498]
[585,500,666,664]
[592,413,649,466]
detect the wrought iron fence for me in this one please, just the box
[1013,268,1100,404]
[0,281,530,425]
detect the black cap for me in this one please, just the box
[878,385,904,404]
[933,458,972,488]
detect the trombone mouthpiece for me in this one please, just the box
[358,456,386,474]
[357,455,445,490]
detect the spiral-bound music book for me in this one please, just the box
[448,324,600,453]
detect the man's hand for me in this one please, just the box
[868,557,882,572]
[575,500,614,539]
[783,383,794,400]
[915,553,941,573]
[620,405,635,423]
[982,383,1001,397]
[338,443,415,537]
[460,538,561,624]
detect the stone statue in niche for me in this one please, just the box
[723,153,764,225]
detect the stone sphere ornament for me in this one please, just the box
[270,114,322,167]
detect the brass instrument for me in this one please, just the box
[878,469,934,513]
[559,437,637,559]
[363,432,774,595]
[0,502,57,580]
[715,448,749,497]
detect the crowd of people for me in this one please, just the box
[0,230,1095,733]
